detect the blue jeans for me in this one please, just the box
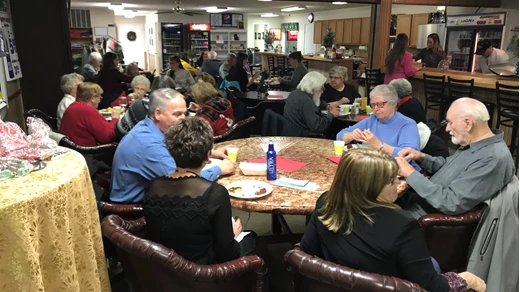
[431,257,441,273]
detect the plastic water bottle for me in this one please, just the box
[266,140,277,181]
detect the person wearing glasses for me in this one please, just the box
[301,148,486,292]
[336,84,421,170]
[319,66,359,111]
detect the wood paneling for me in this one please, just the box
[322,20,329,40]
[391,0,500,7]
[410,13,429,47]
[351,18,362,44]
[396,14,412,42]
[374,0,392,69]
[343,19,353,45]
[336,20,344,45]
[328,20,337,35]
[314,20,322,44]
[360,17,370,45]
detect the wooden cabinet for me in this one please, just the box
[321,20,329,41]
[336,20,344,45]
[343,19,352,45]
[313,21,322,44]
[410,13,429,47]
[396,14,412,44]
[360,17,370,45]
[351,18,361,44]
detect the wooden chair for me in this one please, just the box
[423,73,448,124]
[214,116,256,143]
[364,68,382,99]
[267,55,278,76]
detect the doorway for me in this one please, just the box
[118,23,146,68]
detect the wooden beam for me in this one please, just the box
[374,0,392,69]
[391,0,501,7]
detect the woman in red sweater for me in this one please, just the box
[60,82,120,146]
[384,33,421,84]
[190,80,234,136]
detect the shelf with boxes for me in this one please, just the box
[210,29,247,60]
[70,27,93,72]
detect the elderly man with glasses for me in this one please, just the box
[319,66,360,111]
[337,84,421,170]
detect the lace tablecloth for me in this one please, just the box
[0,148,110,291]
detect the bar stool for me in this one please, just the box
[448,77,474,100]
[423,73,449,124]
[277,56,287,77]
[364,68,381,100]
[495,81,519,155]
[267,55,278,76]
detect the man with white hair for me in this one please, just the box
[201,50,223,78]
[81,52,102,82]
[396,97,515,218]
[56,73,84,130]
[219,53,236,80]
[110,88,236,203]
[283,72,339,136]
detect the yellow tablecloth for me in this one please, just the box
[0,149,110,292]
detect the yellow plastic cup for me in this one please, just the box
[334,141,345,156]
[366,106,372,114]
[227,147,238,162]
[361,97,368,111]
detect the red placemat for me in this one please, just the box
[327,156,341,164]
[267,95,284,99]
[248,156,308,172]
[357,115,369,121]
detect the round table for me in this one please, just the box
[243,91,290,101]
[0,149,110,292]
[216,137,407,216]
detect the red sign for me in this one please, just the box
[288,31,298,41]
[269,28,281,41]
[189,23,210,31]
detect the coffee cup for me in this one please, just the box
[334,141,345,156]
[227,147,238,162]
[113,106,122,113]
[352,103,360,114]
[339,105,350,115]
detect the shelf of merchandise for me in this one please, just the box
[70,27,92,72]
[210,29,247,58]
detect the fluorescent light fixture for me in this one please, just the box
[108,3,125,11]
[258,0,273,2]
[261,13,279,17]
[124,10,136,18]
[437,6,446,10]
[332,1,348,4]
[206,6,228,13]
[281,6,306,12]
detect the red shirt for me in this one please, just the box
[60,100,118,146]
[384,51,417,84]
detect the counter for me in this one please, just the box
[259,52,358,89]
[412,68,519,90]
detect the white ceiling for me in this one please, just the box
[71,0,368,15]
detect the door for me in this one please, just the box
[343,19,353,45]
[360,18,370,45]
[352,18,361,44]
[118,23,146,68]
[410,14,429,47]
[314,21,322,44]
[396,14,412,43]
[305,23,315,53]
[336,20,344,45]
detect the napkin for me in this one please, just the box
[268,95,284,99]
[248,156,308,172]
[327,156,341,164]
[231,217,251,243]
[274,177,319,191]
[357,115,369,120]
[277,177,309,187]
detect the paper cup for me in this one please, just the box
[352,102,360,114]
[113,106,122,113]
[334,141,345,156]
[366,106,373,114]
[227,147,238,162]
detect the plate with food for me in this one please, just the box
[226,180,272,200]
[202,158,222,171]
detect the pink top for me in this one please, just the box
[384,51,417,84]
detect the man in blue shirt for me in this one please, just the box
[110,88,235,203]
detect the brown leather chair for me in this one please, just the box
[24,109,58,131]
[418,209,483,273]
[214,116,256,143]
[284,246,425,292]
[102,215,269,292]
[99,201,143,220]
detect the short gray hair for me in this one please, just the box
[208,51,217,59]
[451,98,490,123]
[226,53,236,61]
[60,73,84,94]
[148,88,184,116]
[370,84,399,105]
[329,66,349,81]
[388,78,412,99]
[131,75,151,90]
[150,75,176,91]
[297,72,327,95]
[88,52,102,63]
[125,63,139,75]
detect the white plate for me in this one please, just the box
[202,158,222,171]
[226,180,273,200]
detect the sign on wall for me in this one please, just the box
[446,13,506,27]
[209,13,244,28]
[0,2,21,81]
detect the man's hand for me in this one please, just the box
[360,129,381,149]
[328,106,340,117]
[218,159,236,175]
[189,102,201,112]
[211,145,236,160]
[395,157,416,178]
[398,147,426,163]
[329,98,350,109]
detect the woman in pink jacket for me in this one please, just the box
[384,34,421,84]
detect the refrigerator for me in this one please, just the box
[445,12,506,72]
[161,23,183,70]
[187,23,211,56]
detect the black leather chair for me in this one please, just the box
[214,116,256,143]
[24,109,58,131]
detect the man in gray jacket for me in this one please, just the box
[201,50,223,78]
[281,51,308,91]
[395,98,515,219]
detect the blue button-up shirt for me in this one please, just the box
[110,116,222,203]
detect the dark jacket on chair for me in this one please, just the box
[283,89,333,137]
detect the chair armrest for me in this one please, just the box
[418,209,483,229]
[102,215,146,235]
[99,201,144,221]
[59,137,118,155]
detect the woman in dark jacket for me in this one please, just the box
[226,52,258,92]
[414,33,446,68]
[388,78,426,124]
[96,52,133,109]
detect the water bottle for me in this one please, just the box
[266,141,277,181]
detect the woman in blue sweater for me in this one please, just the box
[336,84,421,170]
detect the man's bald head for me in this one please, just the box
[446,98,491,146]
[449,98,490,124]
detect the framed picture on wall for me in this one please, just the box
[269,28,281,41]
[210,13,244,27]
[237,21,244,29]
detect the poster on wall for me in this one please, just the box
[210,13,244,27]
[269,28,281,41]
[0,3,21,81]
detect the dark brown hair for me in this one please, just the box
[288,51,303,62]
[385,33,408,75]
[169,56,185,69]
[102,52,118,69]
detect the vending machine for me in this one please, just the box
[160,23,183,70]
[187,23,211,56]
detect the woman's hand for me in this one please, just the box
[360,129,381,149]
[111,111,121,120]
[459,272,486,292]
[350,128,364,142]
[189,102,201,112]
[233,217,243,239]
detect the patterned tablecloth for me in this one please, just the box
[216,137,407,215]
[0,148,110,292]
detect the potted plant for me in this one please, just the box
[322,27,335,50]
[264,30,274,52]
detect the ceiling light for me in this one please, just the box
[261,13,279,17]
[258,0,272,1]
[206,6,228,13]
[281,6,306,12]
[332,2,348,4]
[437,6,446,10]
[108,3,125,11]
[124,10,137,18]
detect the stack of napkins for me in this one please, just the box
[274,177,319,191]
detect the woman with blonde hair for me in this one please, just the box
[414,33,446,68]
[301,148,486,292]
[191,81,234,136]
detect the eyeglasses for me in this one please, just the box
[329,76,342,80]
[370,101,388,108]
[94,95,103,100]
